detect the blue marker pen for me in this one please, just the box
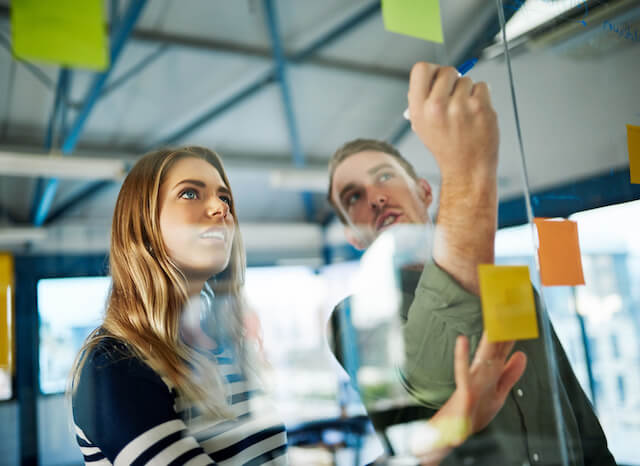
[403,57,479,120]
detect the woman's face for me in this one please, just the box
[158,157,235,284]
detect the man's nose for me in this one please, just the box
[368,190,388,210]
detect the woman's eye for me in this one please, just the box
[179,189,199,200]
[220,195,232,207]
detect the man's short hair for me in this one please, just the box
[327,138,419,224]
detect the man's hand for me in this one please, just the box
[407,62,499,183]
[411,332,527,464]
[407,61,500,294]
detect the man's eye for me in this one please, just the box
[378,173,393,182]
[179,189,199,200]
[346,192,360,206]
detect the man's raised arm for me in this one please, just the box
[407,62,500,295]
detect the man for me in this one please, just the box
[326,62,615,465]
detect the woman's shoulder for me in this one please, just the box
[80,335,162,386]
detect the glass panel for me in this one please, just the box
[505,0,640,464]
[37,277,108,394]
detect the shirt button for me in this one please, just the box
[517,388,524,397]
[533,453,540,462]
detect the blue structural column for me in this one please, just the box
[30,68,71,222]
[263,0,314,221]
[31,0,148,226]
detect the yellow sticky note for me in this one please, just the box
[0,254,14,373]
[534,218,585,287]
[628,124,640,184]
[11,0,109,70]
[382,0,444,43]
[478,265,539,342]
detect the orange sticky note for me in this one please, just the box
[478,265,538,342]
[534,218,585,287]
[628,124,640,184]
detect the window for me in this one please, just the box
[37,277,110,394]
[495,199,640,464]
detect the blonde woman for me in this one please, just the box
[69,147,287,465]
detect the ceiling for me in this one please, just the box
[0,0,638,258]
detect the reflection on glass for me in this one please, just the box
[244,265,340,421]
[37,277,108,394]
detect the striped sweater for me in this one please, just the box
[72,338,288,465]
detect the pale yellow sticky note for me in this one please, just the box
[382,0,444,43]
[478,265,539,342]
[11,0,109,70]
[628,124,640,184]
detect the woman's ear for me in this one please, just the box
[344,226,366,250]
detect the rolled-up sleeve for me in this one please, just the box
[400,261,484,408]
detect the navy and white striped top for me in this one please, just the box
[72,338,288,465]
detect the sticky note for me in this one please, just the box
[478,265,538,342]
[628,124,640,184]
[11,0,109,70]
[382,0,444,44]
[534,218,585,287]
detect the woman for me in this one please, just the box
[69,145,524,466]
[69,147,287,465]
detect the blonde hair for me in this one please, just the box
[69,146,247,418]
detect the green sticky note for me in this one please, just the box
[478,265,539,342]
[11,0,109,70]
[382,0,444,43]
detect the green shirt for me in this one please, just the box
[329,262,615,466]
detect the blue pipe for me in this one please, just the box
[32,0,148,226]
[31,69,70,222]
[291,1,380,62]
[145,70,274,150]
[263,0,315,221]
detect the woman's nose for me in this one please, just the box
[207,199,229,218]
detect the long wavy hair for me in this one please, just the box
[69,146,247,418]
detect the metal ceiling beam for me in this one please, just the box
[130,28,407,80]
[31,0,148,226]
[144,0,381,150]
[498,167,640,228]
[264,0,314,221]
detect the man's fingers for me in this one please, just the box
[408,62,439,121]
[430,66,460,100]
[471,81,491,102]
[454,335,470,392]
[452,76,473,98]
[496,351,527,399]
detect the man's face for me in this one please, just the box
[330,150,433,249]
